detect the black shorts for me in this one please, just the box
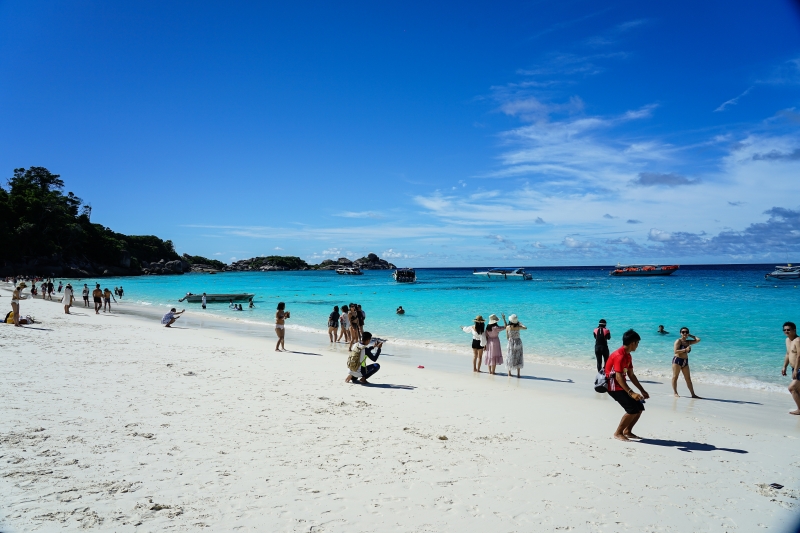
[608,390,645,415]
[93,297,102,303]
[595,345,609,358]
[471,339,484,350]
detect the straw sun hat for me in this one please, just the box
[508,314,519,324]
[488,314,499,324]
[474,315,485,323]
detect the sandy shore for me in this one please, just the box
[1,287,799,532]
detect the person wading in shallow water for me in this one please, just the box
[606,329,650,442]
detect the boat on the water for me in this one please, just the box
[179,292,255,303]
[392,268,416,283]
[765,264,800,281]
[335,266,363,275]
[472,268,532,280]
[609,264,679,277]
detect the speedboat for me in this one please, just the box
[179,292,255,303]
[335,266,363,275]
[473,268,532,280]
[392,268,416,282]
[609,264,679,277]
[765,264,800,281]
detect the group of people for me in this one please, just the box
[5,279,119,326]
[461,313,527,377]
[325,303,367,349]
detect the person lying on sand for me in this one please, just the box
[161,308,185,327]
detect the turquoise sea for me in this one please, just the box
[74,265,797,392]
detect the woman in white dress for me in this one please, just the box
[461,315,486,372]
[503,313,527,378]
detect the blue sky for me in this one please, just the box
[1,0,800,266]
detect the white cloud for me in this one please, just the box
[715,86,753,112]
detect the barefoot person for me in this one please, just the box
[161,308,185,327]
[92,284,103,314]
[103,287,116,312]
[593,319,611,372]
[461,315,486,372]
[82,284,90,307]
[345,331,383,384]
[483,314,504,375]
[62,283,74,314]
[337,303,350,343]
[327,305,340,343]
[275,302,290,351]
[10,285,22,327]
[606,329,650,441]
[781,321,800,415]
[672,327,701,398]
[503,313,527,378]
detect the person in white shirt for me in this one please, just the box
[62,284,74,314]
[461,315,487,372]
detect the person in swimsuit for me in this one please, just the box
[337,303,350,343]
[275,302,290,351]
[103,287,116,312]
[672,327,701,398]
[658,325,669,335]
[118,286,124,299]
[92,284,103,314]
[781,321,800,415]
[327,305,340,343]
[348,304,360,350]
[10,285,22,327]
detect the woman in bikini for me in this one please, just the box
[348,304,360,350]
[11,285,22,327]
[672,327,701,398]
[275,302,290,351]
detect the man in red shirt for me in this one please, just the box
[605,329,650,441]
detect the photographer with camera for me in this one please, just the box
[345,331,383,384]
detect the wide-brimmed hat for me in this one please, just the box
[508,314,519,324]
[488,314,499,324]
[474,315,485,323]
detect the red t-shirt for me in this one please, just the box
[605,346,633,392]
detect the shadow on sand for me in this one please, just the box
[695,397,762,406]
[18,326,54,331]
[639,380,663,385]
[285,350,323,357]
[359,383,416,390]
[516,375,574,384]
[638,439,748,454]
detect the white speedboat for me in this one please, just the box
[179,292,254,303]
[473,268,532,280]
[765,264,800,281]
[335,266,363,275]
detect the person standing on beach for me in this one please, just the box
[348,304,360,350]
[461,315,486,372]
[201,293,207,309]
[92,284,103,314]
[57,281,63,293]
[337,303,350,343]
[593,319,611,372]
[606,329,650,441]
[47,279,54,300]
[82,284,90,307]
[62,283,74,314]
[275,302,290,351]
[672,327,701,398]
[118,286,124,299]
[10,285,22,327]
[503,313,527,378]
[328,305,340,343]
[103,287,116,312]
[483,314,504,375]
[781,321,800,415]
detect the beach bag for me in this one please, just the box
[347,344,364,372]
[594,371,608,393]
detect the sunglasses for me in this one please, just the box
[784,328,795,332]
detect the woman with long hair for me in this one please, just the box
[461,315,486,372]
[337,303,350,343]
[327,305,340,343]
[275,302,290,351]
[10,285,22,327]
[502,313,527,378]
[483,314,504,375]
[672,327,701,398]
[348,304,360,350]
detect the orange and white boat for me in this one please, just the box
[609,264,679,277]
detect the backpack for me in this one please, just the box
[594,371,608,393]
[347,344,364,372]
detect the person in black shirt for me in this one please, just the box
[593,319,611,372]
[327,305,340,343]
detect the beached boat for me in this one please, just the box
[472,268,532,280]
[765,264,800,281]
[392,268,416,283]
[609,264,679,277]
[179,292,255,303]
[335,267,363,275]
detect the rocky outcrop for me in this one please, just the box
[318,257,354,270]
[353,253,396,270]
[140,259,191,275]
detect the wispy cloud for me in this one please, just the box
[715,86,753,112]
[630,172,700,187]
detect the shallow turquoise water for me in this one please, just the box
[72,265,797,391]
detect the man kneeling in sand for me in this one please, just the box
[345,332,383,384]
[606,329,650,441]
[161,308,185,328]
[781,321,800,415]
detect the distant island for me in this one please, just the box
[0,167,396,277]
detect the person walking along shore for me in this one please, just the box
[672,327,701,398]
[503,313,527,378]
[461,315,486,372]
[606,329,650,441]
[782,321,800,415]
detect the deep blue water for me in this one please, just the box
[66,264,798,391]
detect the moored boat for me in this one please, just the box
[472,268,532,280]
[392,268,416,282]
[335,266,363,275]
[609,264,679,277]
[765,264,800,281]
[179,292,255,303]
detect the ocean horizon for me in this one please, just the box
[48,262,797,394]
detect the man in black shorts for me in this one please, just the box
[82,284,90,307]
[605,329,650,441]
[92,284,103,315]
[593,319,611,372]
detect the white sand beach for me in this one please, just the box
[1,287,799,532]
